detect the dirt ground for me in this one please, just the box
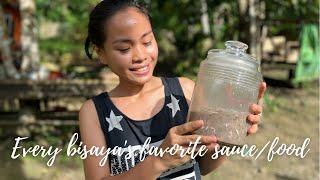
[203,81,319,180]
[0,81,319,180]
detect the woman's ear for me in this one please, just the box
[95,46,108,65]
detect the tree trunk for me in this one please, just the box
[249,0,257,57]
[249,0,264,60]
[238,0,250,45]
[0,3,19,79]
[200,0,211,36]
[19,0,39,75]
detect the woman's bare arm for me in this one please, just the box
[79,100,167,180]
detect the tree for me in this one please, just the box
[34,0,319,77]
[19,0,40,74]
[0,1,19,79]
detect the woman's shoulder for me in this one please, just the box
[78,99,102,132]
[177,77,195,101]
[177,77,195,87]
[79,99,97,122]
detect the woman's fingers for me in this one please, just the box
[258,82,267,105]
[181,142,219,152]
[172,120,204,135]
[247,103,262,136]
[249,104,262,115]
[206,142,220,151]
[258,82,267,100]
[247,124,258,135]
[178,135,216,146]
[180,153,192,163]
[246,114,260,124]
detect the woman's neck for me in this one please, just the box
[110,76,159,98]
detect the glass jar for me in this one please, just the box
[187,41,263,147]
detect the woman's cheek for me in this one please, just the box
[147,43,158,60]
[145,45,153,53]
[112,53,131,68]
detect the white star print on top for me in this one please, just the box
[166,94,180,118]
[106,110,124,132]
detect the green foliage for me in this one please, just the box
[39,38,82,55]
[35,0,97,54]
[264,93,281,112]
[35,0,319,77]
[266,0,318,20]
[149,0,241,76]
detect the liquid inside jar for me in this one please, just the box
[188,108,248,147]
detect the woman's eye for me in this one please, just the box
[118,48,130,53]
[144,41,152,46]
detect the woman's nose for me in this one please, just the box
[132,45,147,62]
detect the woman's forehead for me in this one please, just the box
[105,7,152,41]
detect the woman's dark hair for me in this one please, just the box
[85,0,151,59]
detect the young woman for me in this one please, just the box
[79,1,266,180]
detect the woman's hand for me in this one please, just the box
[247,82,267,135]
[155,120,217,170]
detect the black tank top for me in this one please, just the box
[92,77,201,180]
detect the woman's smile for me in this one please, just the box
[129,63,150,76]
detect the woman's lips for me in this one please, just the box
[129,64,150,76]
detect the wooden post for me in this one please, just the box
[19,0,39,75]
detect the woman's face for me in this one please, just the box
[98,7,158,85]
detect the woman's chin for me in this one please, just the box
[121,71,152,85]
[130,74,153,85]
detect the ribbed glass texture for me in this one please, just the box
[187,41,262,146]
